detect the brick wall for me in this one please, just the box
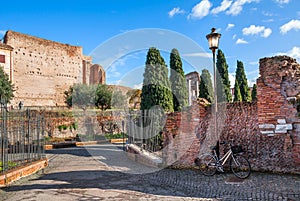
[162,56,300,173]
[3,30,103,107]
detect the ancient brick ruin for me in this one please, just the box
[2,30,105,107]
[162,55,300,173]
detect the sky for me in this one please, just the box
[1,0,300,88]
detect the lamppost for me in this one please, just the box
[206,28,221,140]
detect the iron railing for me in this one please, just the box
[126,110,165,155]
[0,105,45,173]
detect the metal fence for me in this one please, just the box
[126,110,165,155]
[0,105,46,173]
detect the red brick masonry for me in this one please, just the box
[162,56,300,173]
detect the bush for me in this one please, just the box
[105,133,127,139]
[58,124,68,131]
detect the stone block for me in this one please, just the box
[276,124,293,131]
[277,119,286,124]
[260,130,274,134]
[259,124,275,129]
[275,129,287,134]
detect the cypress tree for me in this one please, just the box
[140,47,173,112]
[251,83,257,101]
[199,69,213,103]
[236,60,251,102]
[233,79,242,102]
[216,49,232,102]
[169,48,188,111]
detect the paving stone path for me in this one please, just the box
[1,143,299,201]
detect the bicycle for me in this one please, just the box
[196,141,251,179]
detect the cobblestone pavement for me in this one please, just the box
[1,143,300,201]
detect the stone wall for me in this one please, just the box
[257,55,300,166]
[43,110,123,139]
[3,30,105,107]
[162,56,300,173]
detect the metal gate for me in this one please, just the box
[0,104,46,172]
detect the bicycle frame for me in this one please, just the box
[213,148,233,166]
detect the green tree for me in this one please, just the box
[95,84,112,111]
[233,79,242,102]
[236,60,251,102]
[251,83,257,101]
[64,86,73,107]
[111,90,127,109]
[169,48,188,111]
[72,84,97,109]
[140,47,173,112]
[0,66,14,103]
[199,69,213,103]
[216,49,232,102]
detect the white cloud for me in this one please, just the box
[249,61,259,66]
[226,0,259,16]
[133,83,143,89]
[242,25,272,38]
[262,28,272,38]
[275,0,290,4]
[262,11,274,17]
[236,38,248,44]
[276,46,300,61]
[188,0,212,19]
[232,34,237,39]
[226,23,235,30]
[182,52,212,58]
[168,7,185,18]
[280,19,300,34]
[263,19,274,23]
[211,0,232,14]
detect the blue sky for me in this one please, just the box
[1,0,300,88]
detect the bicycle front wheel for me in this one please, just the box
[230,155,251,179]
[198,153,217,176]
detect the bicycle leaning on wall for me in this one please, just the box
[196,141,251,179]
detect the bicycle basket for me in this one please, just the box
[231,145,244,154]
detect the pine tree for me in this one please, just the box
[140,47,173,112]
[233,79,242,102]
[199,69,213,103]
[216,49,232,102]
[169,48,188,111]
[251,83,257,101]
[236,60,251,102]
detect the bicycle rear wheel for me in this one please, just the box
[230,155,251,179]
[198,153,217,176]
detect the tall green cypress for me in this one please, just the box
[251,83,257,101]
[216,49,232,102]
[236,60,251,102]
[199,69,213,103]
[140,47,173,112]
[169,48,188,111]
[233,79,242,102]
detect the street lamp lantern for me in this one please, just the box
[206,28,221,52]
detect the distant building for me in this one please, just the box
[0,42,13,81]
[185,71,200,106]
[1,30,105,107]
